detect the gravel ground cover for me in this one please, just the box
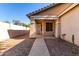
[44,38,79,56]
[0,34,35,56]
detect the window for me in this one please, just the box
[46,23,53,31]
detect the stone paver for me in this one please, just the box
[29,37,50,56]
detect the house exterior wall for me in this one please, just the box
[34,4,72,16]
[30,20,36,38]
[29,3,72,38]
[35,20,55,37]
[29,3,79,41]
[60,5,79,46]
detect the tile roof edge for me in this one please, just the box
[26,3,60,17]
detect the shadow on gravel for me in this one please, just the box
[2,33,35,56]
[44,38,79,56]
[2,38,35,56]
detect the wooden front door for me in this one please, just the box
[36,24,42,35]
[45,20,56,36]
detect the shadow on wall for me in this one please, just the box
[8,30,30,39]
[1,30,36,56]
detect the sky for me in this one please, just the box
[0,3,49,24]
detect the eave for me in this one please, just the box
[26,3,60,17]
[26,3,79,20]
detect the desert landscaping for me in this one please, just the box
[0,31,35,56]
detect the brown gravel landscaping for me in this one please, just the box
[44,38,79,56]
[0,34,35,56]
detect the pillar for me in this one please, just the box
[57,18,61,38]
[55,18,61,38]
[30,20,36,38]
[42,20,45,36]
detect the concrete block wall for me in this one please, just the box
[0,22,29,41]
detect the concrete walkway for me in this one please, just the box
[29,37,50,56]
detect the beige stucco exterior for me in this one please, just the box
[29,19,56,38]
[29,4,73,38]
[28,3,79,46]
[34,4,72,16]
[36,20,56,36]
[30,20,36,38]
[60,4,79,46]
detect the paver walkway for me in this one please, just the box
[29,37,50,56]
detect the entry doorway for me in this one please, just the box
[36,24,42,35]
[45,20,56,36]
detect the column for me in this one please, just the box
[55,18,61,38]
[57,18,61,38]
[30,20,36,38]
[41,20,45,36]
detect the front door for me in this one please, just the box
[36,24,42,35]
[45,20,55,36]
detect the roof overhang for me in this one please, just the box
[31,15,58,20]
[27,3,79,20]
[27,3,59,17]
[58,3,78,17]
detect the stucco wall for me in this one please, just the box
[55,20,59,37]
[29,3,73,38]
[34,4,72,16]
[0,22,28,41]
[60,5,79,46]
[30,20,36,38]
[36,20,55,36]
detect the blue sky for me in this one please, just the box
[0,3,49,24]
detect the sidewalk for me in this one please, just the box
[29,37,50,56]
